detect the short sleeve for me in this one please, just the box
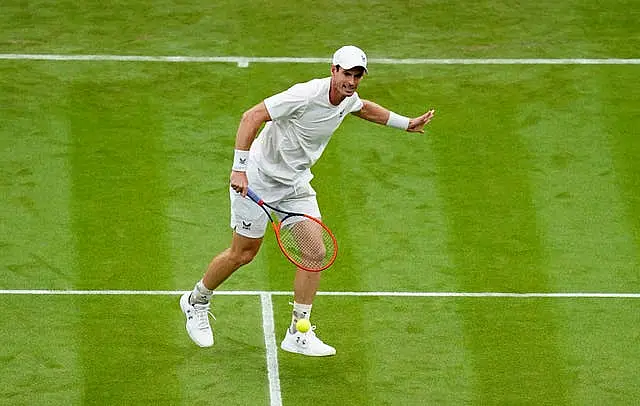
[264,83,310,120]
[349,92,364,113]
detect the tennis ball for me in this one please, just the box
[296,318,311,333]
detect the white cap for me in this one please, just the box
[332,45,368,72]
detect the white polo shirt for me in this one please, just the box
[250,77,363,186]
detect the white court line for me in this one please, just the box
[260,293,282,406]
[0,289,639,298]
[1,54,640,66]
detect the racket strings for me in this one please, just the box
[278,218,335,270]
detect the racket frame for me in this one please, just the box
[245,188,338,272]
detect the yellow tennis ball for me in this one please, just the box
[296,318,311,333]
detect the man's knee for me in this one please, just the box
[303,244,326,263]
[235,247,258,266]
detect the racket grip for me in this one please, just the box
[246,188,262,204]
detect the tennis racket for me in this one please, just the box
[246,188,338,272]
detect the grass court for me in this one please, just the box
[1,1,639,404]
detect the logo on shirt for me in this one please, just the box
[339,109,345,118]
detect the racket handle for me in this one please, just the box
[246,188,262,204]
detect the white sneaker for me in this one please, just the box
[280,325,336,357]
[179,292,214,347]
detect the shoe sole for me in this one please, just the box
[280,341,336,357]
[180,292,214,348]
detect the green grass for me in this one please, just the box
[2,0,640,57]
[1,0,640,404]
[0,295,268,404]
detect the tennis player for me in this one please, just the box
[180,45,435,356]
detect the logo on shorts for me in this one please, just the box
[241,221,252,230]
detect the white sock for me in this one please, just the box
[190,280,213,305]
[289,302,312,333]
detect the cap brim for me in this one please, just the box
[340,64,368,73]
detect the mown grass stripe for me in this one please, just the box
[432,65,574,403]
[68,78,179,403]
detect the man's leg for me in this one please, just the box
[203,233,263,292]
[290,266,321,333]
[180,233,262,347]
[189,232,263,304]
[180,232,262,347]
[290,218,326,304]
[279,218,336,356]
[290,218,326,327]
[281,265,335,356]
[293,266,321,305]
[277,188,336,356]
[181,183,268,348]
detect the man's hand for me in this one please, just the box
[407,109,435,133]
[230,171,249,197]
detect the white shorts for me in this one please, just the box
[230,166,321,238]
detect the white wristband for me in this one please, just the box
[386,112,410,130]
[232,149,249,172]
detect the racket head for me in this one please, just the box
[273,214,338,272]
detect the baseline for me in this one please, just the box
[1,54,640,66]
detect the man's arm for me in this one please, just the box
[353,100,435,133]
[235,101,272,150]
[230,101,272,196]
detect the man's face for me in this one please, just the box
[331,65,365,98]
